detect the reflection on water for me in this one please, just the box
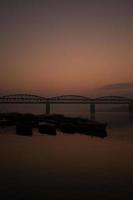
[0,113,133,200]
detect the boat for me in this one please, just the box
[38,122,56,135]
[76,121,107,138]
[59,122,77,133]
[16,122,33,136]
[0,119,15,126]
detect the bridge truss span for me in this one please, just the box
[94,96,133,104]
[0,94,132,104]
[50,95,92,104]
[0,93,133,119]
[0,94,48,104]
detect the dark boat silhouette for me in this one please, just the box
[77,121,107,132]
[0,112,107,138]
[59,122,77,133]
[58,120,107,137]
[16,122,33,136]
[38,122,56,135]
[78,127,107,138]
[0,119,15,126]
[38,115,107,137]
[76,121,107,138]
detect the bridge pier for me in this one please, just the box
[46,101,50,115]
[90,103,96,121]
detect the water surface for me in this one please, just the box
[0,112,133,200]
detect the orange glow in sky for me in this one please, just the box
[1,0,133,97]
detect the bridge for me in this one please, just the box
[0,94,133,120]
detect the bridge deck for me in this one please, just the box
[0,94,133,104]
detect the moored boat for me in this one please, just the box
[16,122,33,136]
[0,119,15,126]
[77,121,107,133]
[38,122,56,135]
[59,122,77,133]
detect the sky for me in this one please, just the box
[0,0,133,97]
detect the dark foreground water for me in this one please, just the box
[0,112,133,200]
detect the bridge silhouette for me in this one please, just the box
[0,94,133,120]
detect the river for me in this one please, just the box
[0,112,133,200]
